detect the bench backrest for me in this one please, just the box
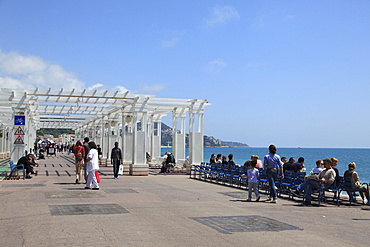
[9,160,15,169]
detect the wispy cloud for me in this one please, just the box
[205,58,227,72]
[251,15,266,30]
[205,5,240,26]
[140,83,168,93]
[244,62,267,69]
[284,15,295,20]
[161,30,186,48]
[115,85,130,93]
[0,50,85,90]
[87,83,104,91]
[162,37,180,48]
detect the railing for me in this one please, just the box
[0,157,11,180]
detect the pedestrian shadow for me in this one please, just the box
[54,183,77,185]
[64,188,87,190]
[230,199,248,202]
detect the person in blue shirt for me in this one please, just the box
[263,144,284,203]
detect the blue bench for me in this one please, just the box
[8,161,26,180]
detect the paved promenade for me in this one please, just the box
[1,154,369,247]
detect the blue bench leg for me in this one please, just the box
[7,171,13,180]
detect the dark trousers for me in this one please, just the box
[17,164,33,175]
[113,159,120,177]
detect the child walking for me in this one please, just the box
[245,160,260,202]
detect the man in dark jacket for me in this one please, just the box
[111,142,123,179]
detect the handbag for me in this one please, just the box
[95,171,101,183]
[354,181,363,189]
[118,165,124,175]
[306,174,319,181]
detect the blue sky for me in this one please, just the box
[1,0,370,148]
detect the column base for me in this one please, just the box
[122,162,130,175]
[129,163,149,176]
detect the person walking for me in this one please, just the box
[263,144,284,203]
[85,142,100,190]
[111,142,123,179]
[97,145,102,160]
[73,141,85,184]
[82,137,89,182]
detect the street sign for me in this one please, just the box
[14,136,25,145]
[14,115,25,125]
[14,126,25,135]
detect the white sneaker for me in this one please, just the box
[271,199,277,203]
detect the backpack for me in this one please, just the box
[170,154,176,164]
[76,151,83,161]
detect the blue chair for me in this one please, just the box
[289,172,306,199]
[210,163,219,183]
[316,176,342,207]
[279,170,294,197]
[217,167,226,184]
[258,168,269,193]
[233,166,246,188]
[224,164,237,186]
[8,161,26,180]
[190,164,199,179]
[204,163,214,182]
[195,162,205,180]
[239,166,249,188]
[338,177,367,206]
[199,163,208,180]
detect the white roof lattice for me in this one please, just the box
[0,87,211,130]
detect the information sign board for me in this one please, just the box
[14,115,25,125]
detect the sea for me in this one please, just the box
[161,147,370,182]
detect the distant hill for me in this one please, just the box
[36,128,74,138]
[161,123,249,148]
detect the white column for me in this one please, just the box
[188,107,205,171]
[99,118,104,157]
[0,125,4,157]
[92,124,96,143]
[0,126,2,154]
[172,111,186,165]
[121,113,132,174]
[146,116,152,162]
[130,111,148,175]
[103,122,109,159]
[6,128,11,158]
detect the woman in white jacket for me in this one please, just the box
[84,142,100,190]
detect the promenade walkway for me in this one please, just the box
[1,154,369,247]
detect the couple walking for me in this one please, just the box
[73,139,100,190]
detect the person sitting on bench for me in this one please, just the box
[17,154,37,179]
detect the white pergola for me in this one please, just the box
[0,87,211,175]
